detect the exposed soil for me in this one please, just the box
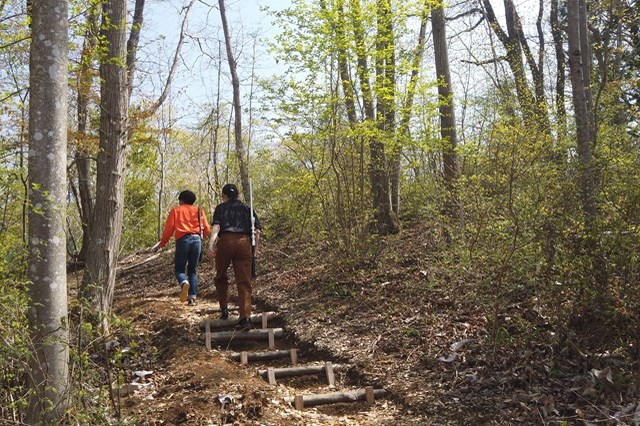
[113,223,640,425]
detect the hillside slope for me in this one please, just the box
[113,223,639,425]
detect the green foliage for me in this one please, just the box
[63,300,149,424]
[121,130,160,253]
[0,274,30,420]
[260,0,442,255]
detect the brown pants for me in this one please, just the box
[214,233,253,319]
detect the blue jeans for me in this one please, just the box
[174,234,201,298]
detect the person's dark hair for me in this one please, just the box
[178,190,196,205]
[222,183,239,199]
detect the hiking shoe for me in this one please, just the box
[187,297,197,306]
[235,317,251,331]
[219,307,229,320]
[179,281,190,302]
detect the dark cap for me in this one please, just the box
[222,183,239,199]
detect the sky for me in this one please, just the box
[138,0,291,126]
[137,0,543,134]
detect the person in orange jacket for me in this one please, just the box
[153,190,211,305]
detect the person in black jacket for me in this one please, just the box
[207,184,261,331]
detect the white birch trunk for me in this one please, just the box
[27,0,70,421]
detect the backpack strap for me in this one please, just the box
[197,207,204,238]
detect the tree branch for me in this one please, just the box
[145,0,196,117]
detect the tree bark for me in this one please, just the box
[395,0,429,216]
[81,0,129,317]
[74,4,99,263]
[219,0,251,197]
[550,0,567,139]
[371,0,399,235]
[567,0,597,227]
[26,0,70,421]
[432,1,459,223]
[480,0,549,131]
[126,0,145,102]
[334,0,358,126]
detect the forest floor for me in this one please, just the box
[112,223,640,425]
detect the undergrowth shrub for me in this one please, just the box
[0,255,146,424]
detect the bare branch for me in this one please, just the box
[0,36,29,50]
[446,7,481,22]
[0,87,28,103]
[145,0,196,116]
[461,56,505,65]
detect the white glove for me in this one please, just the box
[151,242,161,252]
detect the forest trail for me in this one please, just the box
[112,249,419,425]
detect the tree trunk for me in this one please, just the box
[81,0,129,317]
[74,4,98,263]
[567,0,597,227]
[219,0,250,197]
[432,1,459,222]
[334,0,358,126]
[481,0,549,131]
[126,0,145,102]
[395,0,429,216]
[26,0,70,421]
[550,0,567,139]
[372,0,399,235]
[205,41,223,200]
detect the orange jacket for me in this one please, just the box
[159,203,211,248]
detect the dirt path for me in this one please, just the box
[113,252,417,425]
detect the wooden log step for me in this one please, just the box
[206,327,284,342]
[229,348,297,364]
[284,387,388,408]
[199,311,278,330]
[258,362,339,379]
[203,306,239,314]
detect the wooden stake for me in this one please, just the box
[267,367,277,386]
[261,312,268,329]
[268,328,275,349]
[365,386,374,404]
[294,395,304,410]
[325,361,335,387]
[290,348,298,366]
[205,320,211,350]
[240,351,248,365]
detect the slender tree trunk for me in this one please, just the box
[334,0,357,126]
[157,110,167,239]
[432,1,459,222]
[74,4,98,263]
[219,0,250,197]
[140,0,195,116]
[395,0,429,217]
[81,0,129,317]
[481,0,549,130]
[550,0,567,139]
[567,0,597,227]
[372,0,399,235]
[206,40,223,199]
[126,0,145,102]
[26,0,69,421]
